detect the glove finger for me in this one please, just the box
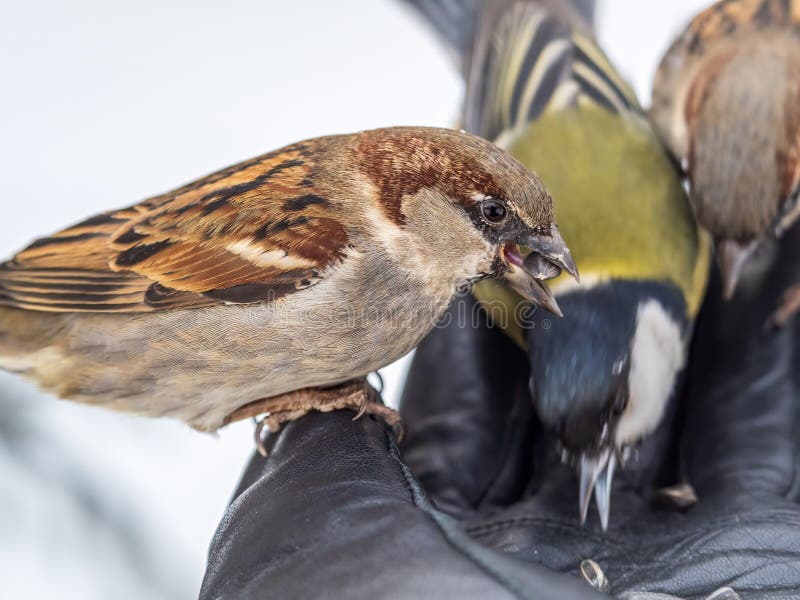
[399,293,537,515]
[681,233,799,503]
[201,409,601,600]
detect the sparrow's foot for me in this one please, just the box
[224,380,404,456]
[767,284,800,330]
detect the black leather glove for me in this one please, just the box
[400,229,800,598]
[201,236,800,600]
[199,369,600,599]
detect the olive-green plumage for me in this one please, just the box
[468,2,710,343]
[497,106,709,323]
[475,103,710,344]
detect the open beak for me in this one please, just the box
[578,449,616,531]
[501,225,579,317]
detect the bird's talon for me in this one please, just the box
[353,396,369,421]
[232,380,403,454]
[391,419,406,443]
[355,400,405,442]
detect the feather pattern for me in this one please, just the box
[675,0,800,54]
[0,140,349,312]
[465,0,640,144]
[651,0,800,322]
[0,125,564,431]
[652,0,800,165]
[466,0,708,325]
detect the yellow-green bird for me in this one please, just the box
[404,0,710,528]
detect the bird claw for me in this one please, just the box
[237,380,405,457]
[352,379,381,420]
[352,398,369,421]
[654,482,698,510]
[352,397,405,442]
[254,408,309,457]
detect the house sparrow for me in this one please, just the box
[0,126,576,433]
[405,0,709,529]
[651,0,800,324]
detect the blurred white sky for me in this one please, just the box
[0,1,710,598]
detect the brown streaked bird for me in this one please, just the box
[0,126,576,433]
[651,0,800,322]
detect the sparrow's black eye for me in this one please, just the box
[481,198,507,223]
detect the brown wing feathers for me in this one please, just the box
[681,0,800,53]
[0,141,349,313]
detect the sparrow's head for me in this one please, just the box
[683,40,800,297]
[354,126,578,313]
[527,282,687,529]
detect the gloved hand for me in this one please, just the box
[197,336,600,600]
[200,238,800,600]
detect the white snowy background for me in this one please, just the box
[0,1,710,598]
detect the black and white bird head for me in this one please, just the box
[527,281,688,530]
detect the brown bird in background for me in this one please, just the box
[651,0,800,324]
[0,126,575,434]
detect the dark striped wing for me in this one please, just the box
[0,141,349,312]
[464,0,641,143]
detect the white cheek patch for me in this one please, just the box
[616,300,685,447]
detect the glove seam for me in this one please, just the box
[387,432,538,600]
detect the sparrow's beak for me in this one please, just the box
[578,448,617,532]
[716,238,755,300]
[501,226,579,317]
